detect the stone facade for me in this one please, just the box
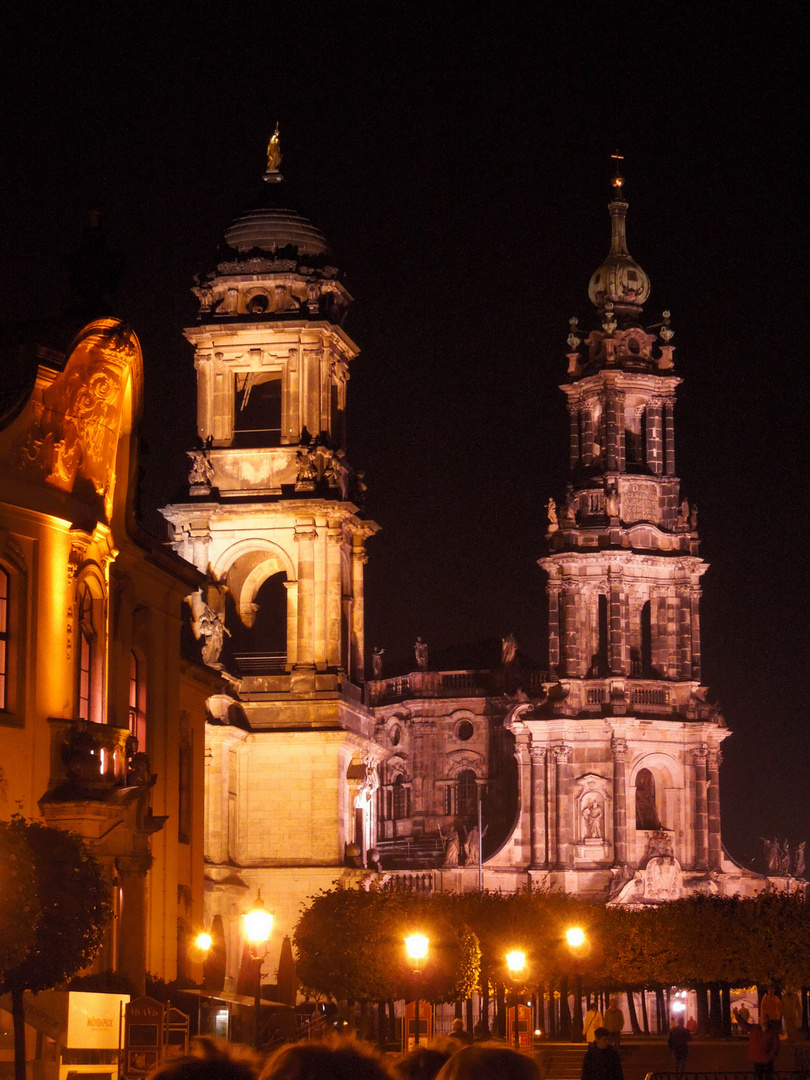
[162,152,797,997]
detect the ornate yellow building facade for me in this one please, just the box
[0,316,219,992]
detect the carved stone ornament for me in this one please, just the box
[16,325,136,519]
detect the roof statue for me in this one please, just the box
[265,123,282,175]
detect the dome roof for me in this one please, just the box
[588,191,650,317]
[223,203,329,258]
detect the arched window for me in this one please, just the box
[0,567,8,711]
[457,769,478,819]
[393,775,408,820]
[77,581,102,724]
[635,767,663,830]
[129,650,147,747]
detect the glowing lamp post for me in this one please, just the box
[506,951,526,1047]
[244,892,274,1049]
[566,927,586,1042]
[405,934,429,1046]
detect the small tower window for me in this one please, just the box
[233,373,282,447]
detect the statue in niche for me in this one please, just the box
[500,633,517,666]
[582,796,604,839]
[563,484,577,526]
[605,485,620,518]
[546,498,558,533]
[794,841,805,879]
[761,836,779,873]
[414,637,428,670]
[635,768,663,830]
[689,503,699,530]
[440,827,460,867]
[372,647,385,678]
[187,449,214,487]
[465,823,488,866]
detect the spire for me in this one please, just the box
[587,157,650,323]
[264,123,283,183]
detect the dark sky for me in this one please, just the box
[2,4,807,870]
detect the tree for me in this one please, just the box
[0,816,111,1080]
[0,821,39,979]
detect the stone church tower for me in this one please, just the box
[162,139,383,963]
[496,174,743,901]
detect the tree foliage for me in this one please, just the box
[0,821,39,980]
[294,883,810,1005]
[0,815,111,997]
[294,887,479,1003]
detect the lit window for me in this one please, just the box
[77,582,102,724]
[129,651,147,747]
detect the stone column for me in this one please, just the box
[707,749,723,871]
[547,582,561,676]
[608,571,624,675]
[116,854,151,997]
[678,589,691,679]
[293,525,318,688]
[350,541,368,682]
[530,746,548,869]
[664,402,676,475]
[547,746,558,867]
[554,745,573,868]
[605,391,624,473]
[611,737,628,866]
[690,586,702,680]
[562,586,583,678]
[692,747,709,871]
[646,401,663,475]
[581,409,594,467]
[568,406,581,470]
[326,527,343,669]
[514,735,532,867]
[284,580,298,667]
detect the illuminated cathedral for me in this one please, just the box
[0,137,795,1008]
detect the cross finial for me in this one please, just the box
[611,150,625,191]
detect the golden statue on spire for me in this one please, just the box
[266,123,282,174]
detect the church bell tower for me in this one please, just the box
[161,133,382,956]
[505,172,732,901]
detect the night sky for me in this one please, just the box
[3,5,807,870]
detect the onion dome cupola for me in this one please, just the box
[191,126,351,326]
[587,170,651,325]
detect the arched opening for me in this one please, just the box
[594,593,608,676]
[226,571,287,675]
[636,767,663,830]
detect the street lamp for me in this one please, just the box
[244,891,274,1050]
[566,926,586,1043]
[506,951,526,1047]
[195,931,212,954]
[405,934,429,1046]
